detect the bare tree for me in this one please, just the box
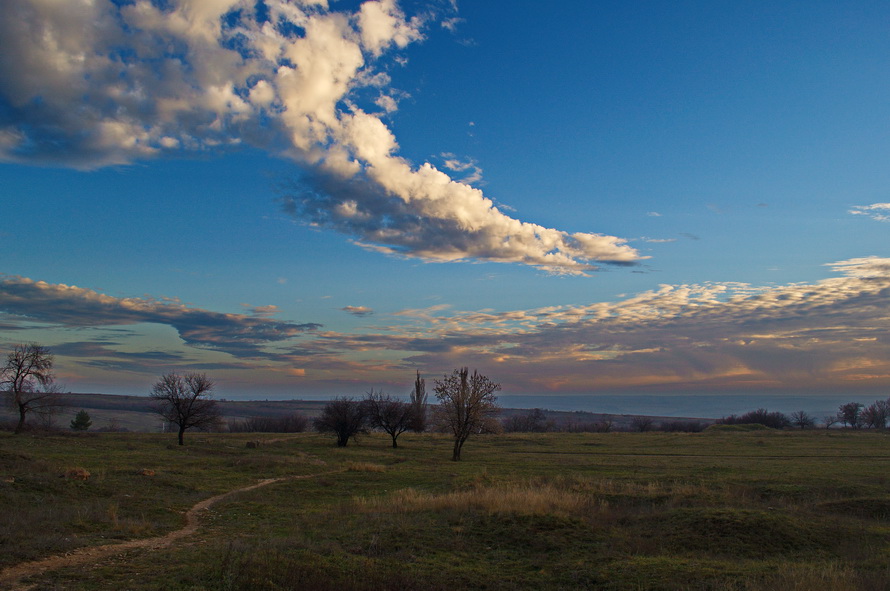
[408,371,428,432]
[228,413,309,433]
[862,400,890,429]
[503,408,553,433]
[313,397,368,447]
[149,372,221,445]
[630,416,655,432]
[1,343,64,434]
[790,410,815,429]
[362,389,415,448]
[838,402,864,429]
[434,367,500,461]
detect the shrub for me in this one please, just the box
[228,413,309,433]
[717,408,790,429]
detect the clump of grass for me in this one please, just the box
[816,497,890,521]
[346,462,386,473]
[706,423,773,432]
[352,484,593,517]
[63,467,91,480]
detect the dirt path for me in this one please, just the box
[0,469,343,591]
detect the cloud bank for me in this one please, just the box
[5,258,889,395]
[0,276,320,358]
[287,256,890,394]
[0,0,641,274]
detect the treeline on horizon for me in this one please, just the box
[716,398,890,430]
[8,396,890,436]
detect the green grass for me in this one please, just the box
[2,429,890,589]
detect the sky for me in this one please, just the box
[2,0,890,416]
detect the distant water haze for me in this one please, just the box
[497,394,864,420]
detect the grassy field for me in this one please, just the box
[2,428,889,590]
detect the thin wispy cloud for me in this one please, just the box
[440,152,483,185]
[342,306,374,317]
[0,0,641,275]
[850,203,890,222]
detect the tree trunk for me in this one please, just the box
[391,435,398,448]
[14,402,26,435]
[178,425,185,446]
[452,439,462,461]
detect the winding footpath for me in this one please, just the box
[0,469,344,590]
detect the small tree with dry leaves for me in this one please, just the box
[1,343,64,434]
[150,372,221,445]
[434,367,500,461]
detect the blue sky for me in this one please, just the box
[2,0,890,414]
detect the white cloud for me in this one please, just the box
[440,152,483,184]
[0,0,642,273]
[850,203,890,222]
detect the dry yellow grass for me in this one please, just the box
[352,483,591,517]
[345,461,386,473]
[351,476,721,519]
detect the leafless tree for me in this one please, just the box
[862,400,890,429]
[149,372,221,445]
[838,402,864,429]
[503,408,553,433]
[434,367,500,461]
[408,371,428,432]
[1,343,65,434]
[594,416,614,433]
[362,389,414,448]
[790,410,815,429]
[630,416,655,432]
[228,413,309,433]
[313,397,368,447]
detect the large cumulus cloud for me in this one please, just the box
[0,0,641,273]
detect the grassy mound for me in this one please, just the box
[651,507,838,559]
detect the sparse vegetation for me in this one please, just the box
[3,429,890,590]
[717,408,791,429]
[227,413,309,433]
[502,408,554,433]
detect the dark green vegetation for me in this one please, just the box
[2,430,890,590]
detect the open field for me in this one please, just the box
[2,429,889,590]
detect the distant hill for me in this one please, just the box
[1,392,714,433]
